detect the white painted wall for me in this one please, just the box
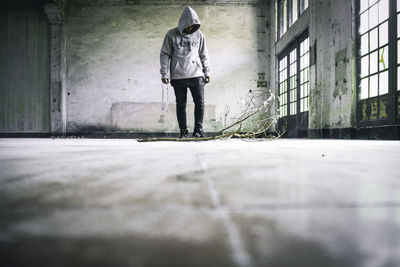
[66,3,262,133]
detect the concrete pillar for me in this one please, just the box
[44,3,66,136]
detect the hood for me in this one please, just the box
[177,6,201,35]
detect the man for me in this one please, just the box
[160,6,210,138]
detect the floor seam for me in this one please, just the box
[196,151,253,267]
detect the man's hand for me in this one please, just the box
[162,78,169,84]
[205,76,210,84]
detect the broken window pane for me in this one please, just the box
[361,56,369,77]
[379,46,388,70]
[379,0,389,23]
[379,70,388,95]
[379,21,388,47]
[369,27,378,51]
[370,73,378,97]
[360,78,369,99]
[369,3,379,29]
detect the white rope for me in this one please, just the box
[161,83,170,112]
[161,83,165,111]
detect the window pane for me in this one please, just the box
[305,67,309,82]
[360,1,368,13]
[304,0,308,10]
[379,46,388,71]
[305,97,309,111]
[398,41,400,64]
[360,78,369,99]
[379,21,388,47]
[361,34,369,55]
[398,0,400,12]
[370,50,378,74]
[300,98,303,112]
[370,74,378,97]
[398,66,400,91]
[361,55,369,77]
[378,0,389,23]
[300,56,304,70]
[290,49,297,63]
[379,70,388,95]
[283,0,287,34]
[369,0,378,5]
[304,52,309,67]
[398,14,400,37]
[369,3,379,29]
[369,27,378,51]
[304,38,309,52]
[360,11,368,34]
[306,82,309,95]
[293,0,298,23]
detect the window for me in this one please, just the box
[278,35,310,118]
[299,37,310,112]
[279,56,288,117]
[289,49,297,115]
[359,0,389,99]
[357,0,400,124]
[397,0,400,91]
[277,0,309,38]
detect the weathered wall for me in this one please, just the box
[309,0,356,130]
[0,0,51,133]
[270,0,357,131]
[66,1,266,133]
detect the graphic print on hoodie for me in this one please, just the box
[160,6,210,80]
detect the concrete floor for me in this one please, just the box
[0,138,399,267]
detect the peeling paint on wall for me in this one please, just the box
[66,4,262,133]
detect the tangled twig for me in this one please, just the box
[138,89,285,142]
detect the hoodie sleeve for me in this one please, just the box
[160,32,172,80]
[199,32,210,77]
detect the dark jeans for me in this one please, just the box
[171,77,205,132]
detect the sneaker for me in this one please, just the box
[192,129,204,138]
[179,129,189,139]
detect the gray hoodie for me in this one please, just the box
[160,6,210,80]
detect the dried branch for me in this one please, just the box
[137,89,285,142]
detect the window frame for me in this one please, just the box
[277,0,309,39]
[356,0,399,126]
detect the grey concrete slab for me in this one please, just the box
[0,138,399,267]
